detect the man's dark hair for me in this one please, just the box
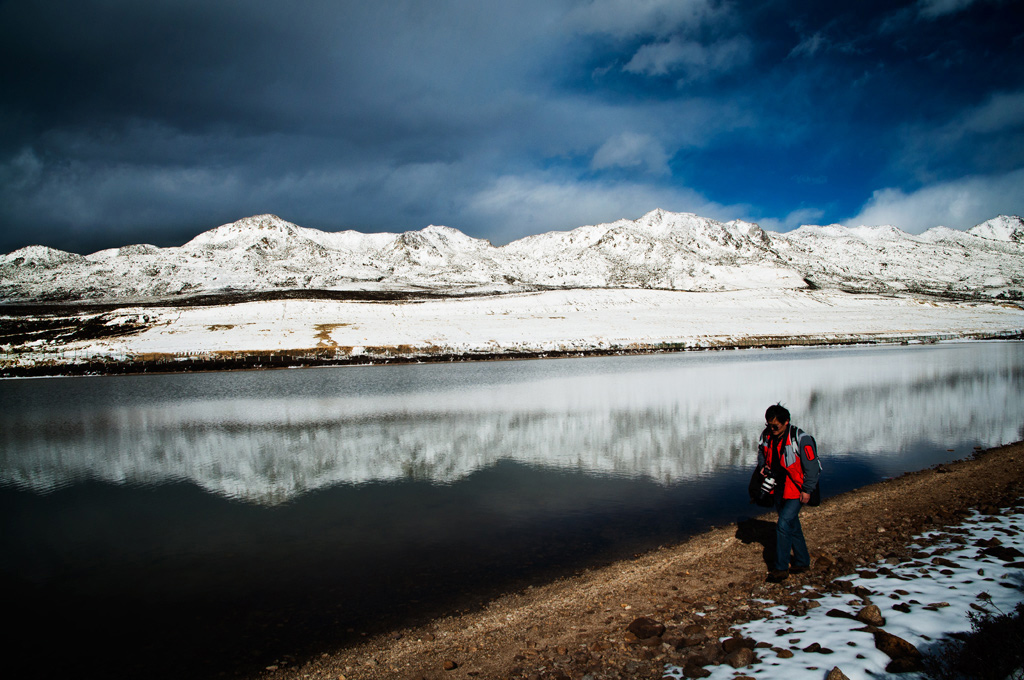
[765,403,790,423]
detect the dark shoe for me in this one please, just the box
[766,569,789,583]
[790,565,810,575]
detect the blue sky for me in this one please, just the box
[1,0,1022,254]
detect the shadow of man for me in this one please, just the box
[735,516,777,570]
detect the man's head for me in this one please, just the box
[765,403,790,437]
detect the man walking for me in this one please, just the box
[756,404,821,583]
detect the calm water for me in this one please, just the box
[2,341,1022,678]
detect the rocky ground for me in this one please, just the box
[261,441,1024,680]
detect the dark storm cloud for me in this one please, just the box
[1,0,1022,254]
[0,0,579,250]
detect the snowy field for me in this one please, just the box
[664,505,1024,680]
[3,210,1022,371]
[6,288,1023,370]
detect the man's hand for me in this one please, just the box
[799,491,811,504]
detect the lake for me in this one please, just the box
[2,341,1022,678]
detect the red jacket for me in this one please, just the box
[757,425,820,500]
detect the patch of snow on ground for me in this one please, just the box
[664,507,1024,680]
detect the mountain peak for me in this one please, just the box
[2,245,85,268]
[637,208,673,224]
[416,224,489,246]
[968,215,1024,243]
[848,224,912,241]
[183,214,305,249]
[232,214,289,227]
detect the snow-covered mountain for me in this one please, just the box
[967,215,1024,243]
[498,209,803,290]
[1,210,1022,302]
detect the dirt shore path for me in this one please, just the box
[269,441,1024,680]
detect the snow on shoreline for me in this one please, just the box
[3,288,1023,371]
[664,505,1024,680]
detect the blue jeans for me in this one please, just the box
[776,498,810,571]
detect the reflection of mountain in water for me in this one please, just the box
[1,344,1021,504]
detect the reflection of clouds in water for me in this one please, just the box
[1,343,1021,503]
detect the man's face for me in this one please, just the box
[767,418,789,437]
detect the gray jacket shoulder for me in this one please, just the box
[793,426,821,490]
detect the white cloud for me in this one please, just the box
[755,207,827,233]
[787,31,860,59]
[565,0,722,39]
[464,172,736,244]
[916,0,978,19]
[881,0,998,34]
[959,90,1024,134]
[591,132,670,175]
[892,88,1024,183]
[845,168,1024,233]
[623,35,750,79]
[0,147,45,192]
[788,32,828,59]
